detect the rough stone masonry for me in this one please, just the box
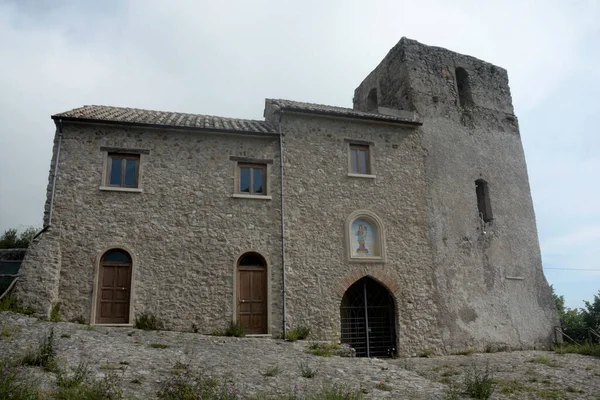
[15,37,559,356]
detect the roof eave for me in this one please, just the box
[51,116,278,137]
[276,107,423,127]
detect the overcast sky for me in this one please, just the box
[0,0,598,308]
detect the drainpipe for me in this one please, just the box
[47,119,63,227]
[278,110,287,339]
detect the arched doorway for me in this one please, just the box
[96,249,132,324]
[236,252,267,334]
[340,276,396,357]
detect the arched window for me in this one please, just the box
[238,252,266,267]
[456,67,474,107]
[366,88,378,112]
[475,179,493,222]
[346,210,386,262]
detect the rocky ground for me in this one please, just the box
[1,312,599,399]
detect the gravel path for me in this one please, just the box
[1,312,599,399]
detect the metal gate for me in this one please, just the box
[340,277,396,357]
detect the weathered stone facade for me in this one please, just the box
[17,38,558,356]
[354,38,559,351]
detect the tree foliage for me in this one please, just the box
[0,227,39,249]
[552,285,600,342]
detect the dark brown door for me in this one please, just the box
[237,265,267,334]
[96,249,132,324]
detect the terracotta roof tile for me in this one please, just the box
[52,105,276,134]
[267,99,422,125]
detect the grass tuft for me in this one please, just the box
[307,342,340,357]
[21,328,58,372]
[299,362,317,378]
[454,347,476,356]
[529,355,561,367]
[261,365,280,377]
[286,326,311,341]
[552,343,600,358]
[463,363,495,399]
[0,295,34,316]
[224,322,246,337]
[419,348,435,358]
[157,362,238,399]
[49,302,61,322]
[135,313,164,331]
[0,324,21,341]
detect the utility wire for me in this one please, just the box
[543,268,600,271]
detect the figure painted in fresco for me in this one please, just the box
[356,224,369,254]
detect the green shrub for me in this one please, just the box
[50,302,62,322]
[0,295,34,315]
[463,363,495,400]
[157,362,238,399]
[72,315,87,324]
[224,322,246,337]
[21,328,57,372]
[150,343,169,349]
[135,313,164,331]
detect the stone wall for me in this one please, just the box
[265,109,444,355]
[354,38,559,351]
[13,229,61,317]
[20,122,284,333]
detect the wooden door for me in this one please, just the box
[237,265,267,334]
[96,249,132,324]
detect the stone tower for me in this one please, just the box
[354,38,559,350]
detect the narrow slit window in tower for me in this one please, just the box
[366,88,378,112]
[475,179,493,222]
[456,67,474,107]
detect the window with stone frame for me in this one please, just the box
[349,144,371,175]
[106,153,140,188]
[238,163,267,195]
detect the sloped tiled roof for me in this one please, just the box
[52,105,276,134]
[267,99,422,125]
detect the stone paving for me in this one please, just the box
[1,312,599,399]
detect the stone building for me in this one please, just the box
[16,38,559,357]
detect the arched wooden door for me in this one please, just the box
[237,253,267,334]
[96,249,132,324]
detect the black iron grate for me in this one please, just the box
[340,277,396,358]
